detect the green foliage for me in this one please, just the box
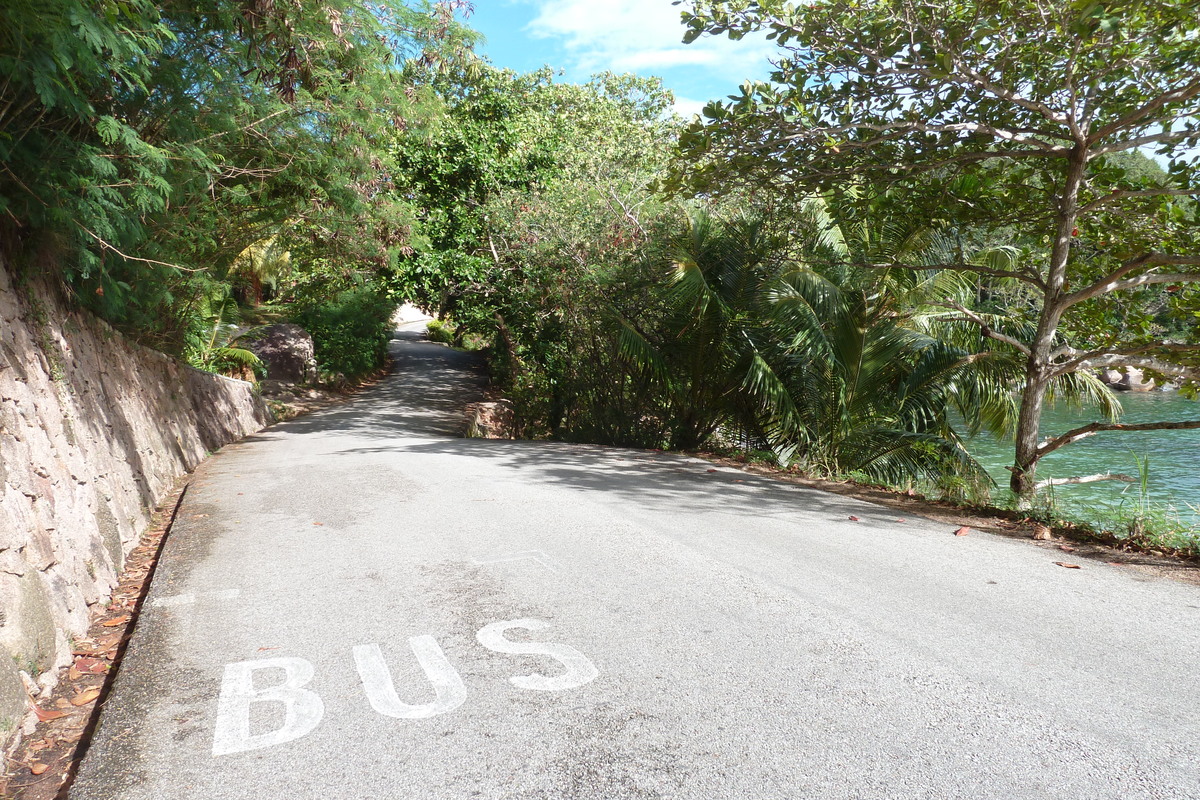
[183,291,265,379]
[425,318,455,344]
[390,63,685,444]
[291,288,395,380]
[620,206,1021,485]
[676,0,1200,497]
[1,0,470,353]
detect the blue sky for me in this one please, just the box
[462,1,776,116]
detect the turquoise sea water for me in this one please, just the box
[964,392,1200,527]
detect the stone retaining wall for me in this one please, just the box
[0,259,271,743]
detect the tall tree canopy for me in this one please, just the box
[675,0,1200,497]
[0,0,471,347]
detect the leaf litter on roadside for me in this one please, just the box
[29,704,67,723]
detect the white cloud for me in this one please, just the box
[522,0,774,91]
[614,47,720,71]
[671,95,709,118]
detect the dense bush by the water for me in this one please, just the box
[291,289,394,380]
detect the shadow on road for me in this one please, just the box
[241,326,901,527]
[351,437,903,527]
[255,329,489,439]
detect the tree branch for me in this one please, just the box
[786,119,1067,153]
[1038,419,1200,459]
[933,301,1031,355]
[1062,254,1200,308]
[1088,77,1200,142]
[81,227,201,272]
[1048,343,1200,380]
[1068,353,1200,383]
[1091,128,1200,157]
[864,261,1041,285]
[899,22,1073,128]
[1079,188,1200,215]
[1034,473,1137,490]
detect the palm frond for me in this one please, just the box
[616,318,671,385]
[1047,368,1122,421]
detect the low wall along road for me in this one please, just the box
[0,259,271,742]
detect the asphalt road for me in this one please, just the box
[71,324,1200,799]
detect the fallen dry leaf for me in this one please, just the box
[30,762,49,775]
[71,688,101,706]
[101,615,130,627]
[1032,524,1052,541]
[30,704,68,722]
[848,515,860,521]
[954,526,971,537]
[312,521,324,526]
[896,518,906,523]
[68,667,82,681]
[1054,561,1082,569]
[29,738,54,752]
[74,657,108,674]
[1058,545,1076,553]
[706,469,717,473]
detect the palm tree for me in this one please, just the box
[766,197,1118,491]
[619,210,790,449]
[765,265,1012,486]
[229,236,292,305]
[184,289,264,380]
[623,204,1037,490]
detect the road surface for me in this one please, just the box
[71,324,1200,799]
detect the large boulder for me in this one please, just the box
[1096,366,1156,392]
[1121,366,1155,392]
[246,323,317,383]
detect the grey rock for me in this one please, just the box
[245,324,317,383]
[0,657,25,739]
[1122,366,1155,392]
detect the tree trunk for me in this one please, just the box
[1009,144,1088,502]
[1010,367,1049,498]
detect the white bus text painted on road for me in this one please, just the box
[211,618,598,756]
[476,618,599,691]
[212,657,325,756]
[353,636,467,719]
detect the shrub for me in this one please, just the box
[426,318,455,344]
[291,288,394,380]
